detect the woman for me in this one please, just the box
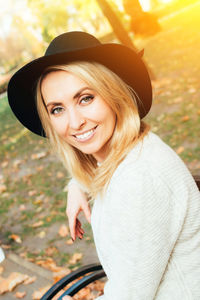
[8,32,200,299]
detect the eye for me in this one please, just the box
[50,106,64,115]
[80,95,94,104]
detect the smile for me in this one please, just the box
[74,126,97,142]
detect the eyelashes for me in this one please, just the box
[80,95,94,104]
[50,106,64,115]
[50,94,95,115]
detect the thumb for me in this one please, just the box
[83,203,91,223]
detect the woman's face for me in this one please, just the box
[41,70,116,162]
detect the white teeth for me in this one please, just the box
[75,128,94,140]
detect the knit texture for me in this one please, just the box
[90,132,200,299]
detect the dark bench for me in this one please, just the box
[41,175,200,299]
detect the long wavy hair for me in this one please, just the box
[36,61,150,199]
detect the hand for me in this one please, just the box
[66,182,91,241]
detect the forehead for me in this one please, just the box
[41,70,88,102]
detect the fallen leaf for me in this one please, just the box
[0,185,6,193]
[36,165,44,171]
[33,199,42,205]
[31,152,48,160]
[9,234,22,243]
[45,247,58,256]
[19,204,26,211]
[58,224,69,237]
[22,174,33,183]
[74,286,91,299]
[176,146,184,154]
[66,238,74,245]
[51,289,66,300]
[46,216,52,222]
[15,291,26,298]
[173,96,183,103]
[91,279,105,291]
[24,276,37,285]
[1,192,9,198]
[28,190,37,196]
[0,272,28,294]
[69,253,83,265]
[32,285,51,299]
[53,268,71,283]
[1,161,8,168]
[188,87,196,94]
[19,252,27,258]
[36,258,61,272]
[36,207,42,213]
[0,175,4,183]
[32,221,44,228]
[13,159,23,168]
[38,231,46,238]
[152,78,172,89]
[182,115,189,122]
[56,172,64,178]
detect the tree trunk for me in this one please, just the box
[96,0,155,79]
[96,0,138,51]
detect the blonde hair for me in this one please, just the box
[36,61,150,199]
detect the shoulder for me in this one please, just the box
[108,131,198,208]
[112,131,194,189]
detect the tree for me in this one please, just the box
[96,0,155,79]
[27,0,110,44]
[27,0,69,44]
[96,0,138,50]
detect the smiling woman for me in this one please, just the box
[35,60,145,198]
[7,31,200,299]
[39,70,116,163]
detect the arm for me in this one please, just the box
[66,179,91,241]
[94,169,184,299]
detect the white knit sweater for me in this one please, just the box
[89,132,200,299]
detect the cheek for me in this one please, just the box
[50,116,68,136]
[103,108,116,129]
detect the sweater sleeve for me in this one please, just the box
[94,168,187,300]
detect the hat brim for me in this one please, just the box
[8,43,152,137]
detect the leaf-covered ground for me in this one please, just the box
[0,2,200,295]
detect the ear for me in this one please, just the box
[138,49,144,58]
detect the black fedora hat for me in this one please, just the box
[7,31,152,137]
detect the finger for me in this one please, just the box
[76,224,83,236]
[76,221,84,233]
[76,218,81,225]
[62,296,73,300]
[76,226,83,239]
[68,215,78,241]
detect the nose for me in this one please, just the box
[68,107,85,130]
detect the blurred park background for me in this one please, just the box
[0,0,200,298]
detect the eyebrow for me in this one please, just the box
[46,87,91,108]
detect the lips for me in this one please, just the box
[73,126,97,141]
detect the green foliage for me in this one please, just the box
[27,0,108,43]
[28,0,69,43]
